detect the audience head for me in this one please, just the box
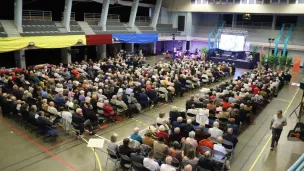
[165,156,173,165]
[204,151,212,159]
[145,130,153,137]
[187,119,192,125]
[133,127,140,134]
[227,128,233,135]
[159,112,165,118]
[177,117,183,123]
[110,133,118,143]
[172,141,180,149]
[158,136,165,143]
[186,148,196,159]
[184,164,192,171]
[217,136,224,144]
[76,108,82,115]
[174,127,180,134]
[122,138,130,147]
[213,121,219,128]
[148,151,155,159]
[189,131,195,138]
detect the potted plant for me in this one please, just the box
[261,54,268,67]
[201,47,209,60]
[279,55,287,71]
[286,56,293,71]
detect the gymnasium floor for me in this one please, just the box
[0,57,303,171]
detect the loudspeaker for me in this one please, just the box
[186,41,190,50]
[281,50,288,56]
[178,16,185,31]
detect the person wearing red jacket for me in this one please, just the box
[197,133,214,155]
[155,125,169,143]
[103,100,115,117]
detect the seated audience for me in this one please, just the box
[143,151,160,171]
[208,121,223,138]
[160,156,176,171]
[130,127,143,144]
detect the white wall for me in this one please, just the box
[190,40,208,52]
[159,7,170,24]
[166,0,304,14]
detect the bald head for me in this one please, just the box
[227,128,233,135]
[184,164,192,171]
[165,156,173,165]
[204,151,211,159]
[217,136,224,144]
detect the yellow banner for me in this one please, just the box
[0,35,86,53]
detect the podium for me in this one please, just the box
[87,138,104,171]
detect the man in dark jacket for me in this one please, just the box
[197,151,216,171]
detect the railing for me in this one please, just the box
[108,14,120,22]
[283,24,294,56]
[196,21,222,27]
[84,13,120,22]
[61,12,75,21]
[208,23,218,49]
[158,32,181,37]
[135,16,151,23]
[274,24,285,55]
[22,10,52,20]
[157,17,172,24]
[213,21,225,48]
[235,21,272,30]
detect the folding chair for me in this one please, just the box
[212,150,227,171]
[200,146,212,154]
[172,157,181,170]
[132,161,149,171]
[106,149,120,170]
[120,154,132,170]
[154,151,166,161]
[197,166,212,171]
[223,140,234,162]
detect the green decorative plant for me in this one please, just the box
[201,47,209,59]
[286,56,293,71]
[252,46,259,55]
[279,55,287,70]
[272,55,279,70]
[261,54,268,67]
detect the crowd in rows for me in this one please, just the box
[0,53,292,170]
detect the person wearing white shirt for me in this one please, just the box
[213,136,230,170]
[196,108,209,125]
[61,106,73,132]
[143,151,160,171]
[208,121,223,138]
[270,110,287,150]
[160,156,176,171]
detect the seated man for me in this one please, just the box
[172,117,185,130]
[54,92,67,105]
[208,121,223,138]
[160,156,176,171]
[143,151,160,171]
[130,147,145,164]
[36,111,53,132]
[119,138,135,169]
[197,151,216,171]
[72,108,94,138]
[223,128,238,148]
[213,136,227,159]
[169,127,183,144]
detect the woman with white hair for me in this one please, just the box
[155,125,169,143]
[183,131,198,149]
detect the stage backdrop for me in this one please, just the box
[112,33,158,43]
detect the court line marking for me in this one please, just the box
[249,88,300,171]
[274,98,291,103]
[82,138,102,171]
[0,119,79,171]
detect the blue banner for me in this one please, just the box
[112,33,158,43]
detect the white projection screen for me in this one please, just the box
[219,34,245,51]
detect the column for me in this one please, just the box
[272,15,277,30]
[14,0,23,32]
[185,12,192,37]
[232,14,236,28]
[14,50,26,69]
[125,43,134,52]
[172,12,178,28]
[63,0,73,32]
[99,0,110,31]
[149,43,156,54]
[150,0,163,28]
[128,0,140,29]
[97,45,107,60]
[61,48,71,64]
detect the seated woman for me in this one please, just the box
[182,148,199,170]
[108,133,119,157]
[155,125,169,143]
[156,112,169,130]
[169,141,183,161]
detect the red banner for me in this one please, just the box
[86,34,112,45]
[292,56,301,74]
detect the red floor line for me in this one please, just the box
[45,137,76,150]
[0,119,79,171]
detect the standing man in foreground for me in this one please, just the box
[270,110,287,150]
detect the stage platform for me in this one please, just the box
[210,57,255,69]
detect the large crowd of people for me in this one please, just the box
[0,51,292,170]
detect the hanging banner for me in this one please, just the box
[292,56,301,74]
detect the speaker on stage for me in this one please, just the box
[186,41,190,50]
